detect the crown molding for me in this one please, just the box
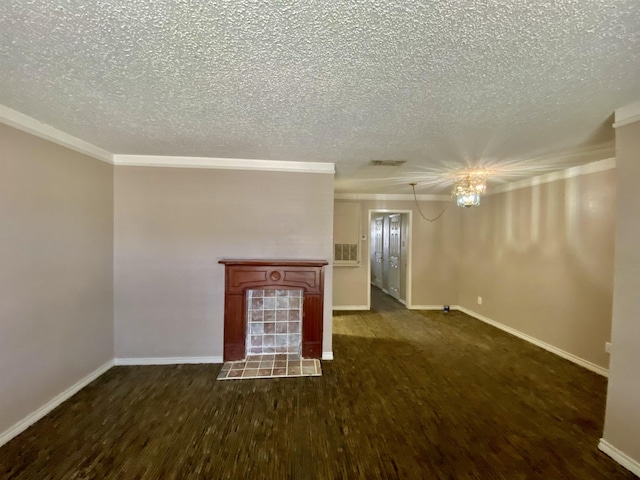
[0,104,113,163]
[613,101,640,128]
[0,105,334,174]
[334,193,450,201]
[1,103,617,183]
[113,154,335,174]
[490,157,616,195]
[336,157,616,199]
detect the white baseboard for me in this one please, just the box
[114,356,223,366]
[456,306,608,377]
[599,439,640,476]
[0,360,114,448]
[409,305,449,310]
[322,352,334,361]
[332,305,369,311]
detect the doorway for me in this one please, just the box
[368,210,412,308]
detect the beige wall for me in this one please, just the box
[458,168,616,370]
[0,124,114,436]
[333,202,361,247]
[603,119,640,465]
[114,166,334,359]
[333,199,460,308]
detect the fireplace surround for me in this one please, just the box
[219,259,328,361]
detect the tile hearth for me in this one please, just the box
[217,354,322,380]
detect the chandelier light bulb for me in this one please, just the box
[452,172,488,207]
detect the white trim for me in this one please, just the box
[599,439,640,476]
[336,193,450,201]
[490,158,616,195]
[0,104,113,164]
[114,356,223,365]
[614,114,640,129]
[333,305,369,311]
[334,261,361,267]
[0,360,114,448]
[409,305,449,310]
[322,352,334,361]
[113,155,335,174]
[0,105,336,173]
[456,306,608,377]
[613,101,640,128]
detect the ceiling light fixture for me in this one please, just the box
[410,170,489,221]
[452,172,487,207]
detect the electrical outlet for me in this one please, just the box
[605,342,611,354]
[477,296,483,305]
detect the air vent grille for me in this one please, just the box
[334,243,358,262]
[369,160,407,167]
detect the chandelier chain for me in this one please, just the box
[410,183,448,223]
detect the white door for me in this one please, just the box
[388,214,401,300]
[372,217,384,289]
[382,216,391,292]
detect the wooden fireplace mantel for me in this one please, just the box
[219,259,328,361]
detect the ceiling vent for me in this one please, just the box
[369,160,407,167]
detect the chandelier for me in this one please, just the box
[452,173,487,207]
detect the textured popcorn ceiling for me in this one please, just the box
[1,1,639,193]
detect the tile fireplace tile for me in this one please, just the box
[217,354,322,381]
[245,287,303,357]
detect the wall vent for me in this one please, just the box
[369,160,406,167]
[334,243,358,262]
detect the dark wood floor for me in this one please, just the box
[0,288,634,479]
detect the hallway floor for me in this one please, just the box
[0,287,633,479]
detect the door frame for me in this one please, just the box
[367,209,413,309]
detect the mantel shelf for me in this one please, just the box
[219,259,328,267]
